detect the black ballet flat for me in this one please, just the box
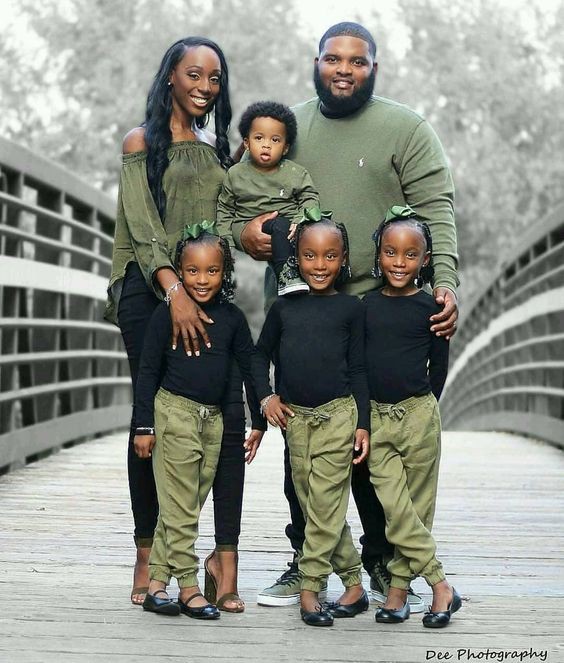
[325,590,369,618]
[178,592,220,620]
[375,600,410,623]
[422,588,462,628]
[300,606,334,627]
[142,590,181,616]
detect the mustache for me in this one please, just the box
[313,64,375,115]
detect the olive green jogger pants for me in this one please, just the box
[368,392,445,590]
[149,388,223,588]
[287,396,363,593]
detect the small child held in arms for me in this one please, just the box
[364,205,461,629]
[133,222,265,620]
[216,100,319,297]
[254,213,370,627]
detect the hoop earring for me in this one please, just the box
[371,260,382,279]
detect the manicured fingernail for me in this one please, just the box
[195,351,200,357]
[172,344,177,350]
[187,351,192,356]
[209,318,214,324]
[206,342,211,348]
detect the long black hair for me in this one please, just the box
[144,37,233,220]
[174,232,236,303]
[372,217,434,287]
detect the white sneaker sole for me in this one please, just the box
[257,588,327,607]
[278,284,310,296]
[370,589,425,614]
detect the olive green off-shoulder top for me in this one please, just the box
[104,141,225,325]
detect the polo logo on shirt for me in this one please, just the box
[358,158,365,168]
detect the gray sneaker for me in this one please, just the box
[257,555,327,606]
[369,561,425,614]
[277,261,309,296]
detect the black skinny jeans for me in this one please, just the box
[118,262,245,547]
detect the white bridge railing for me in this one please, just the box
[0,137,130,472]
[440,203,564,449]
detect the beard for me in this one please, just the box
[314,64,375,117]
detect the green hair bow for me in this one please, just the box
[384,205,417,222]
[298,206,333,224]
[181,219,218,240]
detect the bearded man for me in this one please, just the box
[233,22,459,615]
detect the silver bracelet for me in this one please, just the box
[135,427,155,436]
[164,280,182,305]
[260,394,276,416]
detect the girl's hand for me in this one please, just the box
[352,429,370,465]
[263,395,294,430]
[287,223,298,241]
[430,287,458,340]
[134,434,156,459]
[169,285,214,356]
[244,429,264,464]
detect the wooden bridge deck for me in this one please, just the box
[0,429,563,663]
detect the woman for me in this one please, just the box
[105,36,258,612]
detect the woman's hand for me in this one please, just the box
[430,287,458,340]
[169,285,214,356]
[244,429,264,464]
[352,429,370,465]
[134,434,156,459]
[240,211,277,260]
[263,394,294,430]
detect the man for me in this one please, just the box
[231,22,459,613]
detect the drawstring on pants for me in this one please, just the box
[198,406,210,432]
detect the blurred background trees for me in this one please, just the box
[2,0,563,332]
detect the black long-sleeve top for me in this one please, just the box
[364,289,449,404]
[255,293,371,431]
[135,300,265,430]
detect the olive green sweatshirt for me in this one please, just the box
[216,159,319,248]
[232,96,458,300]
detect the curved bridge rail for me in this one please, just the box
[440,203,564,448]
[0,137,130,472]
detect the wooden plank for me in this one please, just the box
[0,429,562,663]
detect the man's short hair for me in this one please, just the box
[318,22,377,58]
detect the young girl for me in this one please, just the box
[364,205,461,628]
[216,100,319,299]
[255,214,370,627]
[134,223,264,620]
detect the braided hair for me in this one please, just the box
[292,218,352,287]
[145,37,233,221]
[174,232,236,303]
[372,216,434,287]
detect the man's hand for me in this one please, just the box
[431,287,459,340]
[263,394,294,430]
[134,434,156,459]
[352,429,370,465]
[169,286,214,356]
[240,211,277,260]
[244,429,264,464]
